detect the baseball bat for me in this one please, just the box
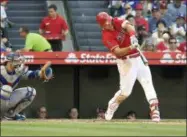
[137,46,148,66]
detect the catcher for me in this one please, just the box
[0,52,53,120]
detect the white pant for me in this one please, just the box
[116,56,157,101]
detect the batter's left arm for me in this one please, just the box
[121,20,136,32]
[121,20,148,65]
[122,20,138,45]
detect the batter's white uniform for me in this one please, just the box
[101,17,160,121]
[116,55,157,100]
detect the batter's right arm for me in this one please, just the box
[103,33,135,57]
[112,46,132,57]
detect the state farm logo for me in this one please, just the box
[160,53,174,64]
[160,53,186,64]
[64,53,116,64]
[64,53,79,63]
[80,53,116,64]
[0,53,34,63]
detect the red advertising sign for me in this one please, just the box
[0,52,186,65]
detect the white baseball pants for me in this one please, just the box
[111,56,158,104]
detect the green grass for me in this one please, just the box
[1,119,186,136]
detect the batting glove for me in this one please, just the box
[130,35,139,50]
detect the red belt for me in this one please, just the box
[121,53,140,60]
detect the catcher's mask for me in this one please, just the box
[6,52,25,74]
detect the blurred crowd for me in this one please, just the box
[107,0,186,52]
[1,0,69,52]
[0,0,13,52]
[20,106,137,120]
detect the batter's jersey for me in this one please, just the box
[102,17,138,58]
[0,65,39,89]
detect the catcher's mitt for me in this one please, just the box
[40,61,53,81]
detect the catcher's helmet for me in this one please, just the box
[6,52,22,61]
[5,52,25,65]
[96,12,112,27]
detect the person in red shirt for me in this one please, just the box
[134,3,149,32]
[39,4,69,51]
[156,31,171,52]
[178,41,187,52]
[163,37,181,52]
[96,12,160,122]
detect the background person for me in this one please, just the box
[37,106,48,119]
[120,3,135,20]
[134,3,149,32]
[167,0,186,22]
[0,28,11,52]
[177,41,186,52]
[96,107,105,120]
[170,13,186,43]
[1,0,8,39]
[39,4,69,51]
[108,0,124,17]
[152,20,168,46]
[148,5,168,33]
[126,111,136,120]
[156,31,171,52]
[163,37,181,52]
[142,37,156,52]
[69,108,79,119]
[18,26,52,52]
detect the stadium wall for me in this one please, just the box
[19,66,186,119]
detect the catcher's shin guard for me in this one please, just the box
[149,99,160,122]
[6,87,36,118]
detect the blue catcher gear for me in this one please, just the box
[6,52,26,74]
[6,52,24,63]
[0,85,13,100]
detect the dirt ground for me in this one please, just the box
[1,119,186,125]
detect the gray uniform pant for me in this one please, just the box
[1,87,36,118]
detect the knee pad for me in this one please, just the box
[25,87,36,101]
[0,85,13,100]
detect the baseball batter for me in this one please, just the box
[96,12,160,122]
[0,52,53,120]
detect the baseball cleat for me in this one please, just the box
[150,110,160,122]
[149,99,160,122]
[105,111,114,121]
[105,102,119,121]
[152,118,160,122]
[14,114,26,120]
[4,114,26,121]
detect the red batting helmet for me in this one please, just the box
[96,12,112,27]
